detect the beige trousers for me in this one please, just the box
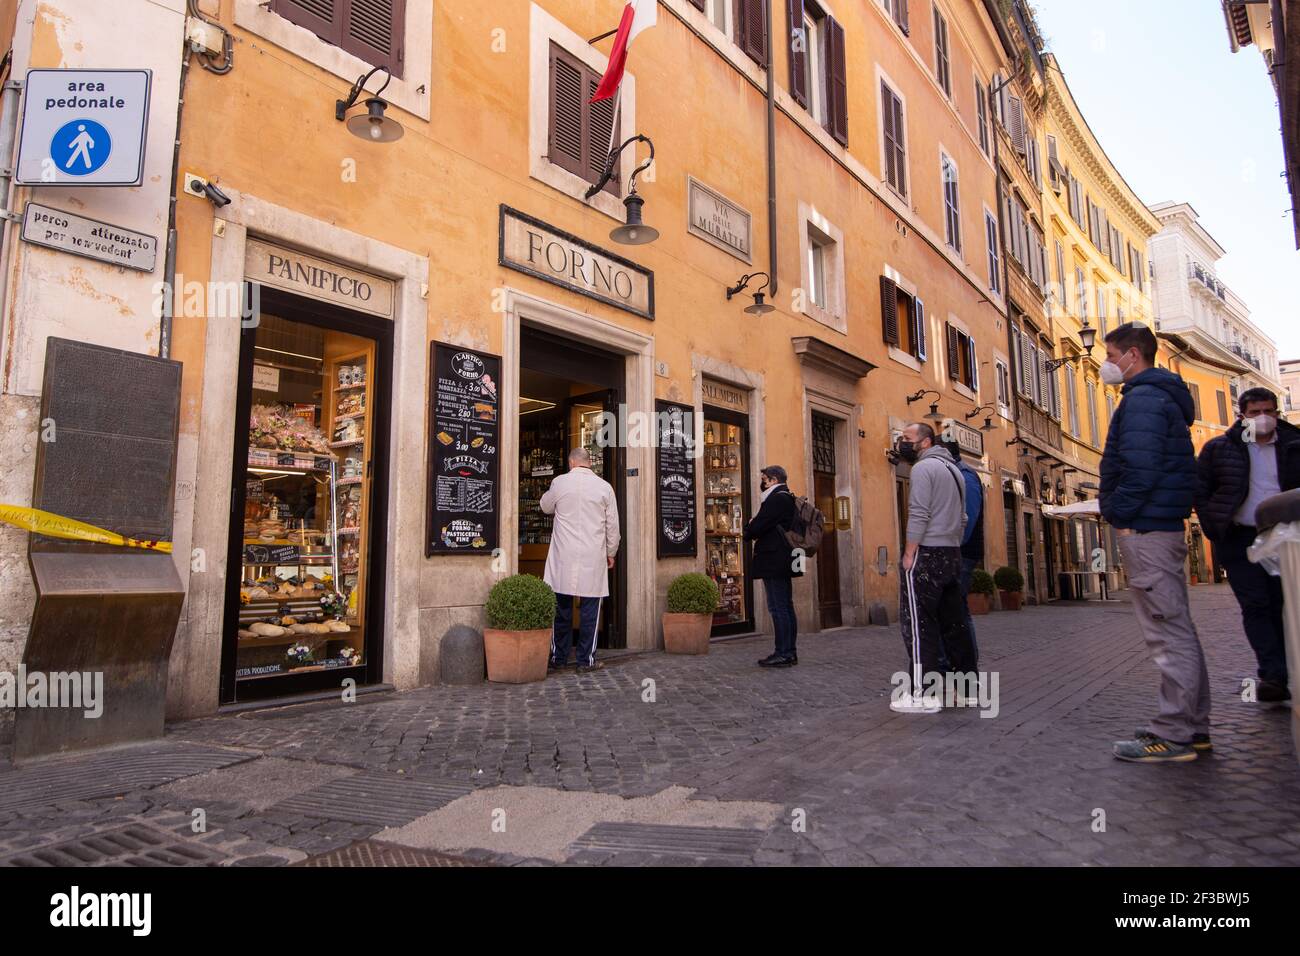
[1117,530,1211,743]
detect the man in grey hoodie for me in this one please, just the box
[892,422,976,713]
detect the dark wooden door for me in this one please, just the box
[814,470,842,630]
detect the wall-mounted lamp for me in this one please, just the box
[905,389,945,423]
[585,134,658,245]
[726,272,774,315]
[965,403,999,430]
[835,496,852,531]
[336,67,403,143]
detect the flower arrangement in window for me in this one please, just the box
[286,643,314,666]
[319,589,348,619]
[249,404,331,454]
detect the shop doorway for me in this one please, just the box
[220,286,392,703]
[518,326,627,649]
[811,412,842,629]
[703,404,754,636]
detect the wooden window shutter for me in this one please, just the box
[946,323,960,380]
[1007,96,1026,153]
[687,0,706,10]
[787,0,808,109]
[549,45,586,179]
[739,0,770,67]
[341,0,406,77]
[1189,382,1202,421]
[1216,390,1229,426]
[897,0,910,35]
[825,16,848,145]
[272,0,343,43]
[914,297,927,361]
[587,72,620,189]
[880,276,900,345]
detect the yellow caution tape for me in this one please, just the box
[0,504,173,553]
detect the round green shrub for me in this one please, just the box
[485,574,556,630]
[666,573,720,614]
[993,565,1025,593]
[970,569,996,596]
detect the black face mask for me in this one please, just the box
[896,440,919,463]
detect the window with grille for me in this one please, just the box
[812,413,837,473]
[548,43,619,195]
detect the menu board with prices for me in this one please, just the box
[427,342,501,555]
[655,400,697,558]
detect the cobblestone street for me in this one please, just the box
[2,585,1298,867]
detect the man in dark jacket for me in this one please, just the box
[1195,387,1300,701]
[1100,323,1209,763]
[744,465,802,668]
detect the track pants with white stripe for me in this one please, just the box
[900,546,977,689]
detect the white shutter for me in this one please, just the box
[914,297,927,361]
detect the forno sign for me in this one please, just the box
[499,206,654,319]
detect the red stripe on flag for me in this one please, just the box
[591,4,636,103]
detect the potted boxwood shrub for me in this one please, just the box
[483,574,556,683]
[663,573,720,655]
[967,569,995,615]
[994,565,1025,611]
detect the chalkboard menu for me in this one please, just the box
[427,343,501,555]
[656,400,698,558]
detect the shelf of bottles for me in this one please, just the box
[329,353,370,627]
[519,418,563,546]
[703,418,747,627]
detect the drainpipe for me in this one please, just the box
[159,44,192,361]
[764,0,777,297]
[0,50,20,348]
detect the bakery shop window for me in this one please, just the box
[232,311,377,684]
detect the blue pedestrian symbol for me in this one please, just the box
[50,118,111,176]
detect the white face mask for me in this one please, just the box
[1250,414,1278,437]
[1099,351,1134,386]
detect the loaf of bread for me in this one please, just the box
[249,622,287,638]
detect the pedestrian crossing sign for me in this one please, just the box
[15,69,151,187]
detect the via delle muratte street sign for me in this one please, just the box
[15,69,151,187]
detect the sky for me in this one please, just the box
[1034,0,1299,361]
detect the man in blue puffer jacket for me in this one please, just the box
[1099,323,1209,764]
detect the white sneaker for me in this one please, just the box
[890,692,942,714]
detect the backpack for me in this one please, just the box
[783,495,826,556]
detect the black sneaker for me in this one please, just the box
[1113,733,1197,763]
[547,659,570,672]
[1192,734,1213,752]
[757,654,784,667]
[1258,680,1292,703]
[762,655,796,669]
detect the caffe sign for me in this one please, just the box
[499,205,653,319]
[245,238,394,318]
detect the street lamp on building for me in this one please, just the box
[585,134,659,245]
[335,67,403,143]
[905,389,945,423]
[965,403,1000,432]
[725,272,774,315]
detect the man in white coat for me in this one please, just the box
[540,447,620,671]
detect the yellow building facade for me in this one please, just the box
[1037,49,1161,598]
[0,0,1169,721]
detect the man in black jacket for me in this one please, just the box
[1195,387,1300,702]
[744,465,802,668]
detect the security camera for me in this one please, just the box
[198,180,231,207]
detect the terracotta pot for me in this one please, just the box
[484,627,552,683]
[999,590,1023,611]
[967,592,991,616]
[663,612,712,654]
